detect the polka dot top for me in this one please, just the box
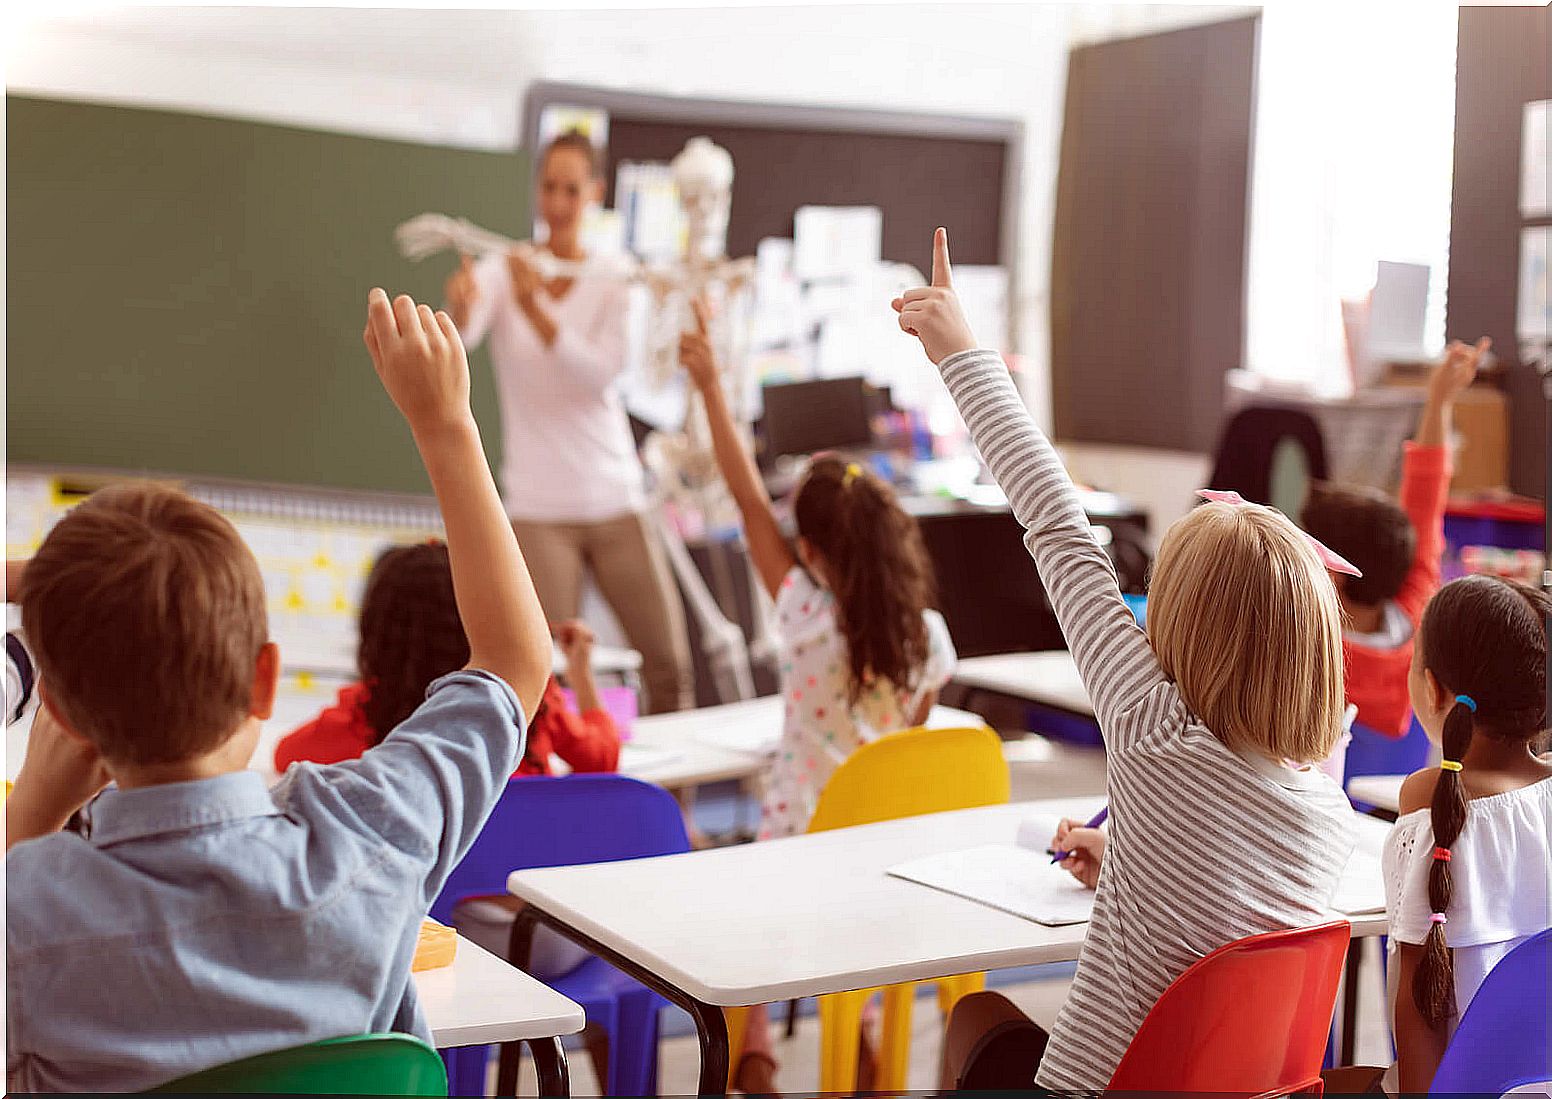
[757,566,956,840]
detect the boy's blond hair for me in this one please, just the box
[1147,501,1345,764]
[21,481,268,765]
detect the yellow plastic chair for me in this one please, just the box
[727,724,1010,1093]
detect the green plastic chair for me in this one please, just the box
[152,1033,448,1095]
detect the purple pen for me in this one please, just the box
[1049,806,1109,863]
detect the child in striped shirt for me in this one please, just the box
[898,229,1358,1094]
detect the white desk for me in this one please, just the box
[415,935,584,1048]
[1348,774,1404,815]
[619,695,990,791]
[507,797,1391,1093]
[952,651,1095,717]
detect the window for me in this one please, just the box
[1246,4,1458,392]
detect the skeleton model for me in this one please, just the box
[396,137,775,702]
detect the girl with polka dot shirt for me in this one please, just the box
[680,299,957,1090]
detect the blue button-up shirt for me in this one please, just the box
[7,669,525,1093]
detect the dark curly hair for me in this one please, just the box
[792,457,936,706]
[1300,482,1416,605]
[357,542,470,746]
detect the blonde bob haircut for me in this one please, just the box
[1147,500,1345,764]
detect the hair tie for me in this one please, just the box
[1440,759,1463,772]
[1454,694,1477,713]
[1429,912,1448,926]
[843,463,863,486]
[1431,846,1451,862]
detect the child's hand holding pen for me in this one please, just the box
[1049,816,1107,891]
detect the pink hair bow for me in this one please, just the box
[1197,489,1363,578]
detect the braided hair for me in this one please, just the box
[1411,575,1550,1026]
[356,542,470,745]
[791,457,936,706]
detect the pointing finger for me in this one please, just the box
[931,226,953,288]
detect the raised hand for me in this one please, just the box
[553,619,596,668]
[443,254,479,327]
[1416,335,1491,449]
[1428,336,1490,407]
[891,227,978,365]
[363,288,472,438]
[678,296,719,392]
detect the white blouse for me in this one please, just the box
[1382,773,1552,1040]
[458,255,645,524]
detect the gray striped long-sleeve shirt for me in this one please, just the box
[939,348,1356,1093]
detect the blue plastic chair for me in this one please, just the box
[1344,714,1432,801]
[430,775,690,1096]
[1429,927,1551,1095]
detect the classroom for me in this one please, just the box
[4,2,1549,1096]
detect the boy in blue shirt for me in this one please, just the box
[6,290,553,1091]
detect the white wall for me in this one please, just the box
[6,2,1249,439]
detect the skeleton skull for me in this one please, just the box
[671,137,735,262]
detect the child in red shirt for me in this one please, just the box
[1300,338,1490,737]
[275,541,619,776]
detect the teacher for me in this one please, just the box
[443,130,693,713]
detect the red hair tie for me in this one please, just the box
[1431,846,1451,862]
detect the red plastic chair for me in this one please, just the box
[1107,919,1351,1098]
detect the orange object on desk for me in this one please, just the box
[412,918,457,972]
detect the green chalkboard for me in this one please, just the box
[6,95,529,493]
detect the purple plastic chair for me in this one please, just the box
[1429,927,1551,1096]
[1345,714,1432,805]
[430,775,690,1096]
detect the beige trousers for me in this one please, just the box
[512,511,693,714]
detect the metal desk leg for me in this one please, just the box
[500,901,731,1096]
[528,1035,571,1098]
[1341,937,1364,1065]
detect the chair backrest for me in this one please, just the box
[428,774,690,925]
[1430,928,1552,1096]
[807,725,1010,834]
[1107,920,1350,1099]
[153,1034,446,1094]
[1206,405,1328,509]
[1343,714,1433,785]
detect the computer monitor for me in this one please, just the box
[760,376,875,459]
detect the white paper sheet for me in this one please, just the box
[1331,848,1387,915]
[1518,226,1550,342]
[1522,101,1550,218]
[887,843,1097,926]
[693,723,781,757]
[618,744,685,771]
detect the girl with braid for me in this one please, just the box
[1383,575,1552,1094]
[679,297,956,1093]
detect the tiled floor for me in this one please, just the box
[503,731,1397,1095]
